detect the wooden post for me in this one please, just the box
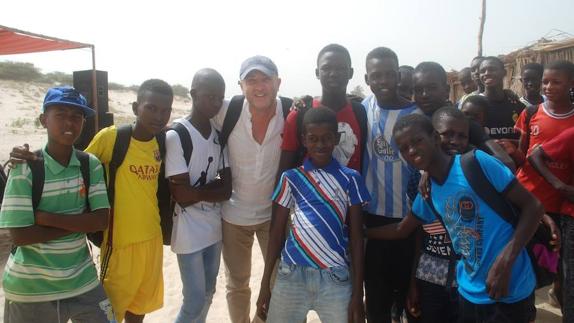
[478,0,486,56]
[91,45,99,131]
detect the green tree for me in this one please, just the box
[0,61,42,81]
[172,84,190,98]
[42,71,73,85]
[350,85,365,99]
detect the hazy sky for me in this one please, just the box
[1,0,573,98]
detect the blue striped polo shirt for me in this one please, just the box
[272,158,370,269]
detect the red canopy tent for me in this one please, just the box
[0,24,100,128]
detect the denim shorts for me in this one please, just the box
[266,262,352,323]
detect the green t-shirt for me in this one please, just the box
[0,146,110,302]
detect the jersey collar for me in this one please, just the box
[303,157,340,173]
[42,145,81,175]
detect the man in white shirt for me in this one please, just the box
[212,56,285,323]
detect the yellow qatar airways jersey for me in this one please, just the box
[86,126,162,248]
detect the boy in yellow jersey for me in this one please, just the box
[85,79,173,322]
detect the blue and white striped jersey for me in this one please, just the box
[362,95,421,218]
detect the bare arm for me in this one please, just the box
[366,213,422,240]
[529,146,568,191]
[496,138,526,167]
[348,204,365,323]
[169,167,232,207]
[486,182,544,299]
[8,144,38,167]
[485,139,516,172]
[35,208,109,232]
[9,226,72,246]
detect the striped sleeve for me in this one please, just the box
[87,154,110,211]
[272,172,293,208]
[348,171,371,206]
[0,163,35,228]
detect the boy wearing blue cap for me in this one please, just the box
[0,87,115,322]
[8,80,173,323]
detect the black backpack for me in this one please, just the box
[219,95,293,150]
[292,96,368,167]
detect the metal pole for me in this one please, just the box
[91,45,99,131]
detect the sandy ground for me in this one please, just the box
[0,80,561,322]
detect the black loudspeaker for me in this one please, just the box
[73,70,111,150]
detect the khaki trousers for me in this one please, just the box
[222,219,275,323]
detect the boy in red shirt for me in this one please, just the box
[529,126,574,322]
[515,60,574,310]
[515,61,574,216]
[278,44,365,173]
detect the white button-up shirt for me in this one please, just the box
[212,98,285,226]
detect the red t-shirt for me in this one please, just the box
[541,127,574,217]
[514,104,574,212]
[281,99,362,171]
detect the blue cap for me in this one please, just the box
[42,86,95,117]
[239,55,278,80]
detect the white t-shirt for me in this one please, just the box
[165,118,229,254]
[212,98,285,226]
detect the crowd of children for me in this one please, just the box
[1,44,573,323]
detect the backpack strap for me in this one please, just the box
[106,125,132,239]
[75,150,91,211]
[100,124,132,279]
[220,95,245,150]
[519,105,540,156]
[459,149,554,287]
[0,163,7,205]
[107,125,132,205]
[156,130,166,161]
[459,149,518,227]
[351,100,368,169]
[29,150,45,210]
[220,95,293,150]
[29,149,91,211]
[155,128,173,245]
[169,122,193,166]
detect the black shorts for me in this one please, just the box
[458,292,535,323]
